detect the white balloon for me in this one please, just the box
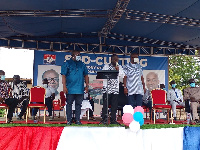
[123,105,134,115]
[129,120,140,133]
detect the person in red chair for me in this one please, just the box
[0,70,18,123]
[167,80,185,121]
[32,78,55,121]
[184,79,200,124]
[61,50,89,125]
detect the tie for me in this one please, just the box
[175,91,178,98]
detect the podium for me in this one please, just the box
[96,70,119,125]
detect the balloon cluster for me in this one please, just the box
[122,105,144,132]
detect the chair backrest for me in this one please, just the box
[53,99,61,110]
[151,89,167,105]
[60,91,66,106]
[30,86,46,103]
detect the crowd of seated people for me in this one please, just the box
[142,76,200,124]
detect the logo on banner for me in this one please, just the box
[43,54,56,65]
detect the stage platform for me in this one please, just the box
[0,126,199,150]
[0,116,188,125]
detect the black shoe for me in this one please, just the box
[75,121,82,125]
[66,121,72,125]
[7,119,13,124]
[174,117,177,121]
[17,116,24,120]
[195,119,200,124]
[89,116,96,121]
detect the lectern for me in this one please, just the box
[96,70,119,125]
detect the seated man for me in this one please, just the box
[12,75,30,120]
[184,79,200,123]
[0,70,18,123]
[167,80,185,120]
[32,78,55,121]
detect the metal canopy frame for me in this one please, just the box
[0,1,199,55]
[0,37,195,55]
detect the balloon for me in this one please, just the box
[122,113,133,126]
[129,120,140,132]
[134,106,144,114]
[123,105,134,115]
[139,118,144,126]
[133,112,143,122]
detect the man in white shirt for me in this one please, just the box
[167,80,185,120]
[32,78,55,121]
[123,53,146,109]
[100,54,125,125]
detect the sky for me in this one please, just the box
[0,47,34,79]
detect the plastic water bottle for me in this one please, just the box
[187,113,191,124]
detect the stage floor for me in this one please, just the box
[0,115,188,125]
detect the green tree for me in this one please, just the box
[168,55,200,91]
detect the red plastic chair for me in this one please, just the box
[151,89,172,124]
[0,103,8,123]
[58,91,66,118]
[26,86,46,123]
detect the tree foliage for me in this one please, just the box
[169,55,200,91]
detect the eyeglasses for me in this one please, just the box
[46,77,59,82]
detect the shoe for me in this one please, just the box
[195,119,200,124]
[17,116,24,120]
[174,117,177,121]
[89,116,96,121]
[7,119,13,124]
[49,116,53,121]
[32,116,36,120]
[66,121,72,125]
[75,121,82,125]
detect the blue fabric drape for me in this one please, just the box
[183,126,200,150]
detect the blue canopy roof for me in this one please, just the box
[0,0,199,55]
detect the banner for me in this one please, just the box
[34,50,168,100]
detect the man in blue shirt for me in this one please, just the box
[61,51,89,125]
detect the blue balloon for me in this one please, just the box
[139,118,144,126]
[133,112,143,122]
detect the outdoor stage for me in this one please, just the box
[0,126,199,150]
[0,116,199,150]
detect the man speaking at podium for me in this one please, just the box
[100,54,125,125]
